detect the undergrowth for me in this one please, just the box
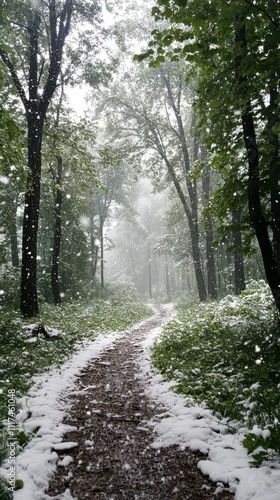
[151,280,280,464]
[0,297,152,470]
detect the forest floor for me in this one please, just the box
[45,306,234,500]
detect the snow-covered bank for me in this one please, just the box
[1,311,160,500]
[138,321,280,500]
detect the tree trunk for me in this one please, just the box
[9,215,19,268]
[236,22,280,311]
[89,199,97,279]
[232,211,246,295]
[91,238,99,279]
[205,226,217,299]
[100,222,104,289]
[268,82,280,272]
[162,155,207,301]
[51,155,62,305]
[201,154,217,300]
[188,219,207,301]
[148,242,152,299]
[165,261,171,301]
[20,117,43,316]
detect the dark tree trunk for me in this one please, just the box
[189,219,207,301]
[9,215,19,268]
[268,82,280,272]
[201,152,217,300]
[236,21,280,311]
[20,117,43,316]
[232,211,246,295]
[205,226,217,299]
[51,155,62,305]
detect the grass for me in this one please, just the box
[151,280,280,464]
[0,297,153,468]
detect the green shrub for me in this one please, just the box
[152,280,280,462]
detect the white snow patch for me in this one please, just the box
[85,440,94,447]
[57,456,74,467]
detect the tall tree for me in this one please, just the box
[100,62,207,301]
[0,0,104,316]
[42,105,99,303]
[0,0,75,315]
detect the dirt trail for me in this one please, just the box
[47,306,234,500]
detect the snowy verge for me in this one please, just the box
[1,311,159,500]
[137,310,280,500]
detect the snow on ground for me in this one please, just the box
[2,303,280,500]
[1,312,160,500]
[137,319,280,500]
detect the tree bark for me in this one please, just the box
[9,210,19,268]
[90,199,98,280]
[100,222,104,289]
[201,152,217,300]
[268,81,280,272]
[205,226,217,299]
[165,261,171,301]
[236,21,280,310]
[90,235,99,280]
[51,155,63,305]
[232,211,246,295]
[20,115,43,316]
[148,241,152,299]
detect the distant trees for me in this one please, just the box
[99,61,217,300]
[105,178,178,300]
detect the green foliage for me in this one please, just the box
[0,267,20,308]
[152,280,280,462]
[138,0,280,290]
[15,479,24,490]
[0,477,13,500]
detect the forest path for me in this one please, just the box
[47,306,233,500]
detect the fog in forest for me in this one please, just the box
[104,178,183,301]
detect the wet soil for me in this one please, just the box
[47,307,234,500]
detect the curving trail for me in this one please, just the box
[47,306,234,500]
